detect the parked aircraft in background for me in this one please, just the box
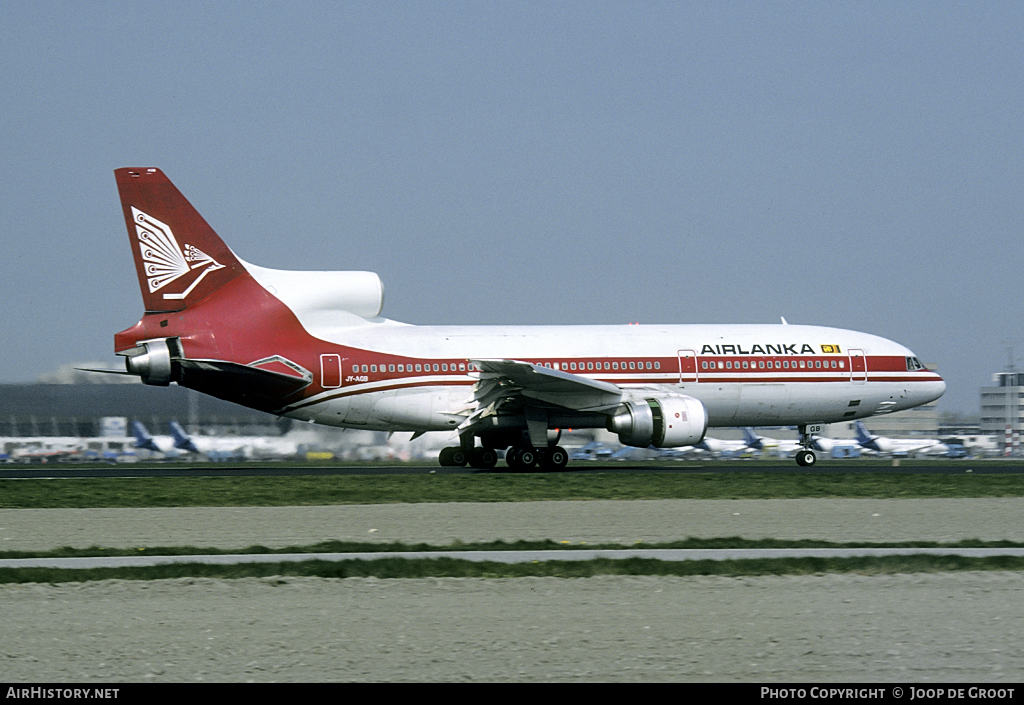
[694,435,751,457]
[104,168,945,470]
[808,432,863,456]
[131,421,298,461]
[742,428,802,456]
[853,421,950,457]
[131,421,186,458]
[1,436,135,463]
[570,441,616,461]
[944,434,1000,457]
[5,439,83,463]
[168,421,201,453]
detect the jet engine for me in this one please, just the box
[122,338,178,386]
[243,262,385,320]
[608,396,708,448]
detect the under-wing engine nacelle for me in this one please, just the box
[608,396,708,449]
[121,338,179,386]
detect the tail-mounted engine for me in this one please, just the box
[608,395,708,448]
[120,338,181,386]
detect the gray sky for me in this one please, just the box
[2,1,1021,415]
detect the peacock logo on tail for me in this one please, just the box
[132,206,224,300]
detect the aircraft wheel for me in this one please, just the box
[795,449,816,467]
[538,446,569,471]
[470,447,498,470]
[517,448,537,469]
[504,447,522,470]
[439,446,468,467]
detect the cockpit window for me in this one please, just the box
[905,357,925,371]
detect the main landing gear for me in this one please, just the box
[794,424,819,467]
[438,444,569,472]
[505,445,569,471]
[438,446,497,470]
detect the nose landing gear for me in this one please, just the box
[795,424,820,467]
[795,448,817,467]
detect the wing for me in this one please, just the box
[459,359,624,439]
[471,359,623,411]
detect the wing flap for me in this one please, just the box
[470,359,623,412]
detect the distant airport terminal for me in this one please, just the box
[1,381,281,438]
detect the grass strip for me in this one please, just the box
[3,471,1024,508]
[3,554,1024,584]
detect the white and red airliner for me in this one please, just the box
[110,168,945,470]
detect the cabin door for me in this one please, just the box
[849,349,867,384]
[678,349,698,384]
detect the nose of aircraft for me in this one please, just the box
[919,373,946,405]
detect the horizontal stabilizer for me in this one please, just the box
[177,359,312,412]
[75,366,136,377]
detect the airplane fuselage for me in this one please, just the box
[275,321,943,434]
[117,280,944,436]
[110,167,946,469]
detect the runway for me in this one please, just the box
[2,459,1020,479]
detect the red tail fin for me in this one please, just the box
[116,168,246,312]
